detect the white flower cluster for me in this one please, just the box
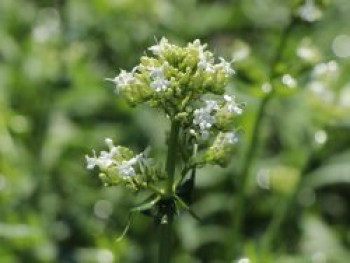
[117,153,145,178]
[106,68,139,93]
[147,63,171,92]
[148,37,173,56]
[224,94,243,115]
[108,63,172,94]
[192,39,235,76]
[193,100,219,140]
[85,138,146,179]
[203,131,239,166]
[86,138,119,170]
[193,95,243,140]
[105,38,237,108]
[220,131,239,145]
[149,38,235,77]
[216,57,235,76]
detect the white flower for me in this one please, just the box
[189,40,233,76]
[298,0,322,22]
[85,138,120,170]
[215,57,235,75]
[205,100,219,111]
[151,78,170,92]
[148,66,165,79]
[188,39,207,55]
[148,37,171,56]
[148,63,171,92]
[206,131,239,162]
[282,74,297,89]
[222,131,238,144]
[98,151,116,169]
[224,94,243,115]
[189,40,215,73]
[104,138,120,156]
[198,54,215,73]
[85,150,115,170]
[118,161,136,178]
[117,151,149,178]
[105,138,114,149]
[228,104,243,115]
[211,131,238,149]
[129,152,145,166]
[86,151,98,170]
[106,70,137,93]
[193,100,219,139]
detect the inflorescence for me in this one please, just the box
[86,38,244,192]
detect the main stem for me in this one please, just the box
[158,120,180,263]
[228,20,295,259]
[166,121,180,196]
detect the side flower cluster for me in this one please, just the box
[192,94,243,140]
[86,138,156,190]
[204,132,239,166]
[190,94,243,167]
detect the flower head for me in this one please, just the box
[106,38,236,109]
[102,38,244,172]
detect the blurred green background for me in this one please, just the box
[1,0,350,262]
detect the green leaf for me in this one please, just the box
[304,164,350,189]
[115,213,133,243]
[130,194,160,212]
[174,195,201,222]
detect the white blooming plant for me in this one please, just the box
[86,38,244,261]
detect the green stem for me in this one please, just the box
[227,20,296,259]
[166,121,180,196]
[158,218,174,263]
[158,120,180,263]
